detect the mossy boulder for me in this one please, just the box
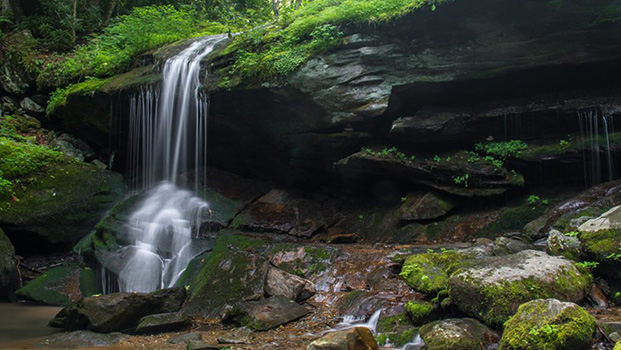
[419,318,499,350]
[400,250,473,294]
[0,227,16,300]
[449,250,591,327]
[615,341,621,350]
[182,234,269,317]
[499,299,596,350]
[15,264,97,306]
[0,162,124,248]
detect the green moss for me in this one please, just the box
[400,251,472,294]
[500,300,596,350]
[474,270,591,327]
[377,311,412,333]
[478,200,549,238]
[580,229,620,260]
[47,78,112,115]
[219,0,451,85]
[405,301,435,324]
[15,265,97,306]
[376,328,418,347]
[0,134,68,200]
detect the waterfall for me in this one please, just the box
[107,34,226,293]
[578,110,616,187]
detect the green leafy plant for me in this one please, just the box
[565,231,580,238]
[527,195,549,206]
[453,174,470,187]
[575,261,599,269]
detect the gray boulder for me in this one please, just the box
[419,318,499,350]
[449,250,591,326]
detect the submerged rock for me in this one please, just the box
[500,299,596,350]
[223,295,310,331]
[15,264,97,306]
[34,330,125,349]
[449,250,591,326]
[307,327,379,350]
[265,266,316,302]
[0,228,16,300]
[49,287,186,332]
[419,318,499,350]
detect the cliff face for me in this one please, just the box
[53,0,621,189]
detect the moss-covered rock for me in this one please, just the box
[182,234,269,317]
[449,250,591,327]
[0,227,16,300]
[400,250,473,294]
[404,300,436,324]
[499,299,596,350]
[0,161,124,248]
[15,264,97,306]
[419,318,499,350]
[374,309,417,347]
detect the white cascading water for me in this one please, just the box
[109,34,227,293]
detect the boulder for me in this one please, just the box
[396,192,456,221]
[499,299,596,350]
[578,206,621,232]
[0,162,125,249]
[49,287,187,332]
[49,133,96,162]
[265,266,316,302]
[0,227,16,300]
[546,229,581,261]
[307,327,379,350]
[182,235,269,318]
[223,295,310,331]
[232,188,326,237]
[15,264,97,306]
[34,330,125,349]
[135,312,190,334]
[404,300,436,325]
[449,250,591,326]
[616,342,621,350]
[419,318,499,350]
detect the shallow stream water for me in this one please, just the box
[0,302,62,348]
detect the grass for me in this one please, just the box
[38,5,227,89]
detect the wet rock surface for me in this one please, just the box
[135,312,190,334]
[307,327,379,350]
[0,228,16,300]
[223,295,310,331]
[33,330,126,349]
[49,287,187,332]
